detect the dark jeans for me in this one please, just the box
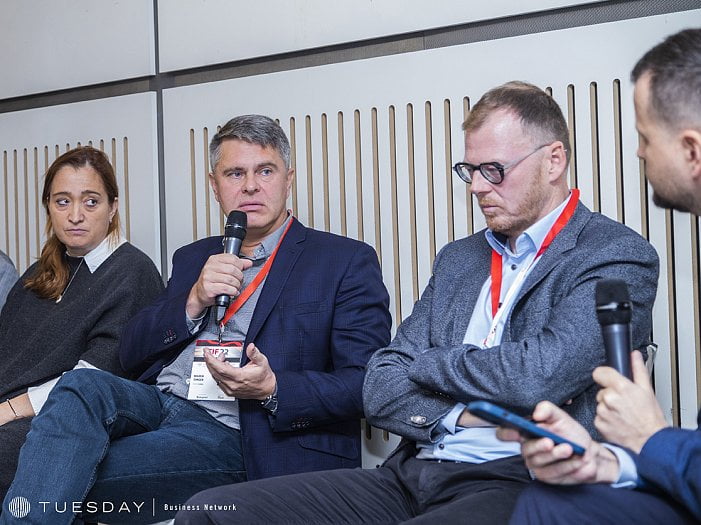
[0,417,32,502]
[176,445,531,524]
[509,482,696,524]
[1,369,246,525]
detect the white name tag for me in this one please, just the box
[187,339,242,401]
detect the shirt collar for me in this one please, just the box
[486,191,572,259]
[68,234,126,273]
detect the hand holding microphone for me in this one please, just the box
[185,211,249,320]
[595,279,633,380]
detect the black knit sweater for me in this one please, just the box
[0,242,164,399]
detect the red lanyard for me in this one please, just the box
[490,189,580,317]
[218,218,294,330]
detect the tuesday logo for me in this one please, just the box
[8,497,30,519]
[6,498,147,519]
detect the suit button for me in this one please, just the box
[163,329,176,344]
[410,416,427,425]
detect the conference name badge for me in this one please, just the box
[187,339,242,401]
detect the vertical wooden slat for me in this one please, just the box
[666,210,680,425]
[305,115,314,228]
[3,151,8,254]
[23,148,30,267]
[462,96,473,236]
[567,85,578,190]
[337,112,347,237]
[371,108,382,264]
[613,79,625,224]
[388,106,401,323]
[443,99,454,243]
[289,117,298,217]
[354,110,364,241]
[406,104,419,302]
[34,148,40,254]
[321,113,330,232]
[203,127,211,237]
[693,217,701,407]
[424,101,436,264]
[122,137,131,241]
[189,129,198,241]
[110,138,117,181]
[13,150,19,265]
[589,82,601,213]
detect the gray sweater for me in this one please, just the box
[0,243,164,399]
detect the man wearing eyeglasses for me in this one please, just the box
[175,81,659,525]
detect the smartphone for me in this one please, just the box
[467,400,586,456]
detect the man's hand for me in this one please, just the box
[186,254,253,318]
[496,401,619,485]
[205,343,277,400]
[594,350,668,453]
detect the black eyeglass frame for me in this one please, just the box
[452,143,553,185]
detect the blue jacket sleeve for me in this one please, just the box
[270,242,392,431]
[635,426,701,520]
[119,244,208,378]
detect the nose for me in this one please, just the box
[68,202,84,223]
[242,172,260,194]
[469,171,491,197]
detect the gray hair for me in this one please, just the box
[209,114,291,171]
[631,28,701,131]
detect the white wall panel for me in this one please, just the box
[0,94,161,271]
[158,0,606,72]
[162,10,701,464]
[0,0,155,98]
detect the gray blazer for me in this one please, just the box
[363,202,659,443]
[0,250,18,315]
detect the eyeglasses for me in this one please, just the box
[453,143,551,185]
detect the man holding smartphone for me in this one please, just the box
[502,28,701,524]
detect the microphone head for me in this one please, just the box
[595,279,632,325]
[224,210,247,240]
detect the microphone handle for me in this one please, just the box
[214,236,244,321]
[601,323,633,380]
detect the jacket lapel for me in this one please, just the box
[512,202,592,309]
[245,219,306,346]
[452,237,492,344]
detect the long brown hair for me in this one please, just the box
[24,146,121,299]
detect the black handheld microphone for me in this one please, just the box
[215,210,247,324]
[595,279,633,380]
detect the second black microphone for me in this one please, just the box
[595,279,633,380]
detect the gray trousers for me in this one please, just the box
[175,444,531,525]
[0,417,32,501]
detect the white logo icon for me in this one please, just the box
[8,496,30,519]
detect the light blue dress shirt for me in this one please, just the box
[417,194,573,463]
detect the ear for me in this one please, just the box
[681,129,701,182]
[209,172,221,204]
[545,141,568,183]
[109,197,119,222]
[285,167,295,198]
